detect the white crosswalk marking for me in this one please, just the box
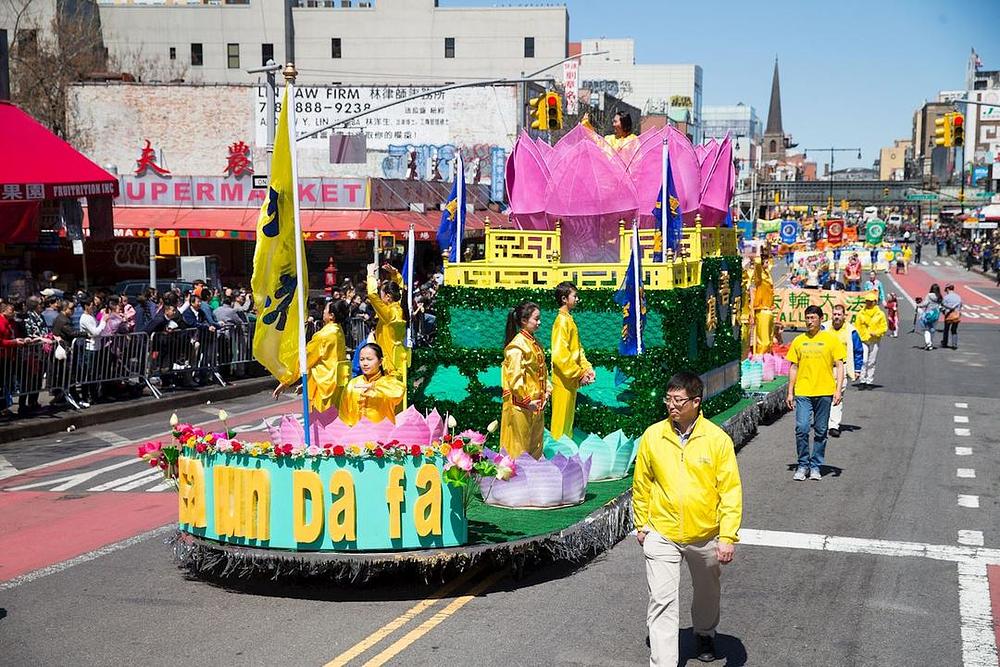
[958,530,985,547]
[8,458,142,491]
[110,469,166,492]
[146,480,176,492]
[921,261,929,266]
[0,455,18,481]
[88,466,164,492]
[933,261,941,266]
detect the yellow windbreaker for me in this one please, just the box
[855,304,888,343]
[632,414,743,544]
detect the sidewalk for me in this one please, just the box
[0,376,274,445]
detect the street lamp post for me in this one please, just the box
[802,146,862,214]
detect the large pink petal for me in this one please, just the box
[699,135,734,227]
[667,126,701,216]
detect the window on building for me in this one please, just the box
[16,29,38,56]
[169,47,176,61]
[444,37,455,58]
[261,43,274,66]
[331,38,342,59]
[769,139,776,153]
[191,43,203,67]
[524,37,534,58]
[227,43,240,69]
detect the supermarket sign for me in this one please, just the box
[116,175,368,209]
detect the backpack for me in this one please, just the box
[922,308,939,326]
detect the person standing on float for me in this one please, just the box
[273,300,350,413]
[550,282,595,440]
[501,301,550,459]
[367,262,408,403]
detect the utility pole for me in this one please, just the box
[0,30,9,101]
[284,0,295,65]
[247,61,282,159]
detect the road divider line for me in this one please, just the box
[956,561,999,667]
[955,415,970,424]
[958,495,981,509]
[956,447,973,456]
[0,524,174,591]
[956,428,972,437]
[959,530,985,547]
[958,469,977,479]
[361,570,507,667]
[324,567,482,667]
[955,402,969,409]
[0,454,18,480]
[967,286,1000,308]
[885,273,916,307]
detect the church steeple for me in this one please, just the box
[762,57,787,162]
[765,58,783,135]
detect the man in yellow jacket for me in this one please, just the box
[854,291,887,388]
[633,371,743,666]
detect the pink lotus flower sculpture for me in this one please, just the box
[266,406,449,447]
[479,448,591,509]
[505,125,735,262]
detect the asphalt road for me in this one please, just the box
[1,255,998,666]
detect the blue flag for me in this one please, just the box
[437,155,465,262]
[779,220,799,244]
[614,229,645,356]
[723,209,733,228]
[737,220,753,240]
[652,155,683,254]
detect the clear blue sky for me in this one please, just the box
[442,0,1000,170]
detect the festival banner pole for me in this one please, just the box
[661,138,669,263]
[405,222,415,348]
[632,222,643,354]
[285,65,312,446]
[455,153,464,264]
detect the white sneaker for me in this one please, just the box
[793,467,807,481]
[809,468,822,480]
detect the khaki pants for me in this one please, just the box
[643,531,721,666]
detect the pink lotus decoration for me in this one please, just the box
[266,406,449,447]
[479,449,591,509]
[505,125,735,262]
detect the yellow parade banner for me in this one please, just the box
[772,288,868,328]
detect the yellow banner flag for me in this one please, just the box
[251,86,308,385]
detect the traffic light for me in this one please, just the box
[158,235,180,256]
[934,113,953,147]
[544,92,563,130]
[952,112,964,147]
[528,93,547,130]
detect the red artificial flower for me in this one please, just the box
[282,443,294,455]
[232,442,243,453]
[195,443,207,454]
[331,444,345,456]
[410,444,422,457]
[443,434,452,443]
[373,447,384,458]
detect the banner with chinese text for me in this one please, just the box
[772,289,868,328]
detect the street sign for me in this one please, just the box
[905,193,938,201]
[252,174,269,190]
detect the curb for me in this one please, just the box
[0,377,275,445]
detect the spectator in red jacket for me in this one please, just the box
[0,302,28,416]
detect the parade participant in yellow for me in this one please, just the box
[854,291,888,388]
[501,301,551,459]
[750,248,775,355]
[367,262,408,381]
[550,282,595,440]
[272,300,350,413]
[581,110,638,152]
[338,343,405,426]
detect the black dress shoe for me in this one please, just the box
[829,428,840,437]
[696,634,716,662]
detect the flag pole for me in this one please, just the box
[284,64,311,447]
[455,153,464,264]
[661,137,669,263]
[632,222,643,354]
[405,222,415,348]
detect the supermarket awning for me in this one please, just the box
[84,207,494,240]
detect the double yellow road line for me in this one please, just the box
[324,567,507,667]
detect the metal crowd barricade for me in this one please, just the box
[69,332,159,400]
[147,326,225,389]
[348,316,372,349]
[215,321,256,378]
[0,339,51,408]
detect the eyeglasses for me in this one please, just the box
[663,396,696,407]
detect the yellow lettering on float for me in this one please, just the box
[213,465,242,537]
[292,470,324,543]
[241,468,271,541]
[328,469,356,543]
[414,464,442,537]
[386,465,406,540]
[177,457,206,527]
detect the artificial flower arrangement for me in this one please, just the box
[137,409,516,502]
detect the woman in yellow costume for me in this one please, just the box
[550,282,595,439]
[367,262,408,402]
[581,110,638,153]
[749,248,775,356]
[273,300,350,413]
[500,301,550,459]
[338,343,405,426]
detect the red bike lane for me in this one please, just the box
[887,263,1000,326]
[0,401,291,584]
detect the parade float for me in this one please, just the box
[149,88,787,583]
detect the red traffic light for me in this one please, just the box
[953,114,964,127]
[547,95,558,107]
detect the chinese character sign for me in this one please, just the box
[251,87,308,386]
[135,140,171,177]
[562,61,580,115]
[223,141,254,177]
[773,288,862,328]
